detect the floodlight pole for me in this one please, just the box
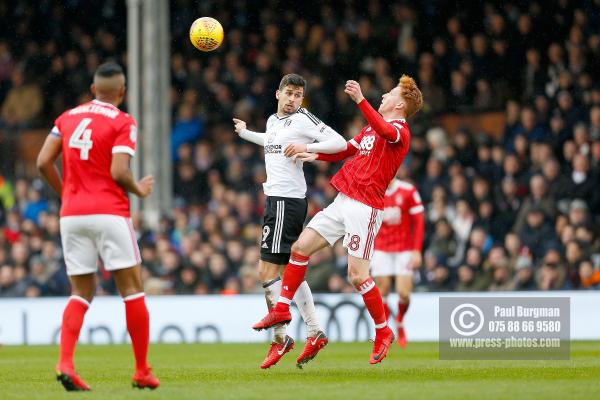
[127,0,172,230]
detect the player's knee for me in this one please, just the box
[399,291,410,303]
[72,290,94,303]
[347,269,365,287]
[379,283,391,297]
[258,262,278,281]
[290,240,306,255]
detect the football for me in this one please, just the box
[189,17,224,52]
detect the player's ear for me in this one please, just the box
[90,84,96,96]
[275,90,280,100]
[395,101,405,111]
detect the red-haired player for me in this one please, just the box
[253,75,423,364]
[371,178,424,348]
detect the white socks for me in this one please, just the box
[263,278,287,343]
[294,280,321,338]
[263,278,321,341]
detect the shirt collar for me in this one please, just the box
[92,99,118,108]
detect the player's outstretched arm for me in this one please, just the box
[283,131,346,157]
[305,121,347,154]
[37,134,63,195]
[111,153,154,198]
[345,80,402,143]
[307,141,358,163]
[233,118,264,146]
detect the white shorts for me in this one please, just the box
[371,251,413,277]
[60,214,141,276]
[307,193,383,260]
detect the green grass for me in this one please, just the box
[1,342,599,400]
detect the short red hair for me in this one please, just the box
[398,74,423,118]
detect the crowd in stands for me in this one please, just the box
[1,0,599,297]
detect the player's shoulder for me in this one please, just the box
[388,118,409,133]
[118,111,136,125]
[266,114,277,128]
[295,107,322,126]
[388,179,415,194]
[396,179,415,191]
[388,118,408,126]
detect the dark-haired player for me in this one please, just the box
[234,73,346,368]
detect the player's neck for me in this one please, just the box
[94,97,120,107]
[381,111,406,121]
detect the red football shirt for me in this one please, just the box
[330,119,410,210]
[374,179,425,252]
[51,99,137,217]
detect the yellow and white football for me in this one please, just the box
[189,17,224,52]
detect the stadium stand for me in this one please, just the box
[0,0,599,297]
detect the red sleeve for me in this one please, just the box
[112,116,137,157]
[411,211,425,251]
[316,141,358,162]
[357,99,406,145]
[408,188,425,251]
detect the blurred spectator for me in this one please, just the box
[0,68,42,128]
[512,175,557,233]
[1,0,599,296]
[518,207,558,262]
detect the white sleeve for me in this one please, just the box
[50,126,61,138]
[305,123,347,153]
[239,129,265,146]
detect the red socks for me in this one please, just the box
[398,301,410,323]
[383,301,391,321]
[274,252,309,312]
[124,293,150,372]
[356,277,387,329]
[58,296,89,371]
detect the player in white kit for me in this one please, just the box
[233,73,346,368]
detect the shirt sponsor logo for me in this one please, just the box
[358,135,376,156]
[264,144,283,154]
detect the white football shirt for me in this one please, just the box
[261,108,345,198]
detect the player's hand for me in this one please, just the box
[292,152,317,163]
[232,118,246,134]
[284,143,307,157]
[137,175,154,198]
[344,80,365,104]
[410,250,423,270]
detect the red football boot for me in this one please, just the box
[252,308,292,331]
[296,331,328,368]
[132,367,160,390]
[55,366,91,391]
[260,336,295,369]
[369,326,394,364]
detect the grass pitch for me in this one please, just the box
[1,341,599,400]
